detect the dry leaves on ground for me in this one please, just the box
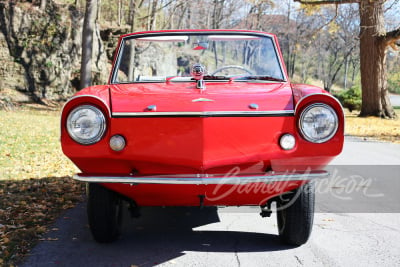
[0,108,84,265]
[345,110,400,143]
[0,177,85,265]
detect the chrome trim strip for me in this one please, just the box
[112,110,294,118]
[73,171,328,184]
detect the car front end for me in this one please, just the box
[61,30,344,244]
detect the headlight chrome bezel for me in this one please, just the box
[298,103,339,143]
[66,105,107,145]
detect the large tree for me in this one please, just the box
[295,0,400,118]
[80,0,98,89]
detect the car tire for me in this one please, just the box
[276,181,315,246]
[87,183,123,243]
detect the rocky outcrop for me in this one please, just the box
[0,25,25,96]
[0,1,108,101]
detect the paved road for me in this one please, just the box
[22,137,400,267]
[390,94,400,107]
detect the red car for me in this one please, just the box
[61,29,344,245]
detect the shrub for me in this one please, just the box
[334,86,362,113]
[388,72,400,94]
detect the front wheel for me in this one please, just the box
[276,182,315,246]
[87,183,123,243]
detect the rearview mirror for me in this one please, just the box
[193,42,209,50]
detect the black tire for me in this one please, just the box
[87,183,123,243]
[276,182,315,246]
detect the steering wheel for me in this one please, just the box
[210,65,254,76]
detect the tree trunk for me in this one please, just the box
[127,0,137,81]
[359,0,395,118]
[80,0,98,89]
[344,56,349,90]
[97,0,102,22]
[128,0,135,26]
[118,0,122,26]
[148,0,158,30]
[40,0,46,10]
[186,1,191,29]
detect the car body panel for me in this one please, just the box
[109,82,294,114]
[61,29,344,207]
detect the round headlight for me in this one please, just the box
[299,103,338,143]
[66,105,106,145]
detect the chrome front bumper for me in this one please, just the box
[73,170,329,185]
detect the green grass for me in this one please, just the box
[0,109,78,180]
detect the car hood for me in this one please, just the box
[109,82,294,114]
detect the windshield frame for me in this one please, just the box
[109,30,288,84]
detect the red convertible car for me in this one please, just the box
[61,29,344,245]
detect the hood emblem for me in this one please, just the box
[191,63,206,90]
[192,98,214,102]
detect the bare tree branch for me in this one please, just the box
[385,27,400,41]
[294,0,359,4]
[384,0,399,12]
[384,26,400,49]
[307,4,339,37]
[138,0,174,21]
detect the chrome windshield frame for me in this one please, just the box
[109,30,288,85]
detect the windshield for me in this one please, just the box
[112,32,285,83]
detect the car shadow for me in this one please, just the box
[22,201,296,267]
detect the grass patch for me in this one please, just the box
[0,109,78,180]
[344,108,400,143]
[0,108,84,266]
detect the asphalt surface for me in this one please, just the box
[390,94,400,107]
[21,137,400,267]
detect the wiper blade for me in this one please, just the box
[231,75,285,82]
[202,75,229,80]
[166,75,229,82]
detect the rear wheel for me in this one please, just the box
[87,183,123,243]
[277,182,315,246]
